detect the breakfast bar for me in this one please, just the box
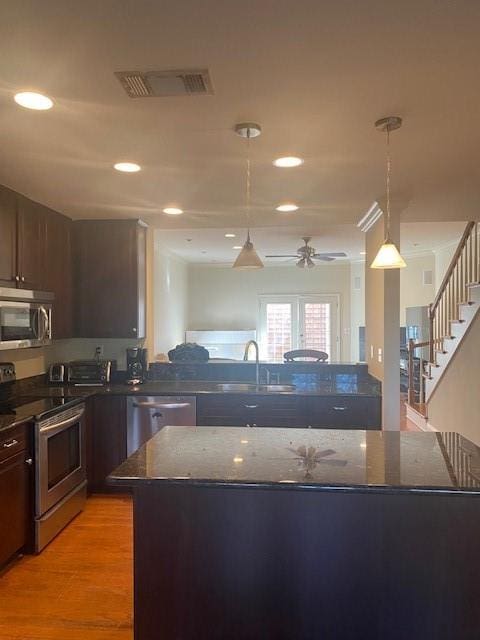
[109,427,480,640]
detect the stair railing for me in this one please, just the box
[407,337,446,406]
[428,221,479,364]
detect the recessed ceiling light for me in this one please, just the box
[276,204,299,213]
[225,233,236,238]
[233,245,242,250]
[163,207,183,215]
[14,91,53,110]
[114,162,141,173]
[273,156,304,168]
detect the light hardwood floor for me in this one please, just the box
[0,494,133,640]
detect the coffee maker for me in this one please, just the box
[126,347,148,384]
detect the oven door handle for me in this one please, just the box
[38,406,85,435]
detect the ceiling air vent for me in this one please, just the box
[115,69,214,98]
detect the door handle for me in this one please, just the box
[332,406,347,411]
[3,439,19,448]
[152,412,163,418]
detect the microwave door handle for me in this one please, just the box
[39,306,49,341]
[30,307,40,340]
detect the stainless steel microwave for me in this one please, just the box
[0,287,53,350]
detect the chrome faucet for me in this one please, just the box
[243,340,260,385]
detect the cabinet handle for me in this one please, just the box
[15,275,20,282]
[3,439,19,448]
[21,276,25,282]
[244,404,258,409]
[132,327,137,333]
[332,406,347,411]
[25,458,33,466]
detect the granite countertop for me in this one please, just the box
[108,426,480,495]
[22,378,381,398]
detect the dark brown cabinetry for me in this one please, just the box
[306,396,381,429]
[197,394,306,427]
[0,185,18,287]
[45,210,74,338]
[197,393,381,429]
[88,396,127,489]
[0,423,31,567]
[0,186,73,337]
[16,195,47,291]
[74,219,147,338]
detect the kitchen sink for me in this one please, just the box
[214,383,296,393]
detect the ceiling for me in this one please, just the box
[1,1,480,234]
[157,221,466,265]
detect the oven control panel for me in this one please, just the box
[0,362,16,384]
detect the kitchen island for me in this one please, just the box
[110,427,480,640]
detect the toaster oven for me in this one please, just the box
[67,360,112,386]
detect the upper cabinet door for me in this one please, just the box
[45,209,73,339]
[17,196,47,290]
[0,186,18,287]
[74,219,147,338]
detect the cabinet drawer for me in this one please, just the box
[307,397,379,429]
[196,394,305,427]
[0,423,29,463]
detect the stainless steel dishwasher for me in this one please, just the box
[126,396,197,456]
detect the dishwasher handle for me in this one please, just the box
[132,402,191,410]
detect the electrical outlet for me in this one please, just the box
[377,347,382,363]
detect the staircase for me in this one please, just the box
[406,221,480,429]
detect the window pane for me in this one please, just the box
[265,303,292,362]
[303,303,330,357]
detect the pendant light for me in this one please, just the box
[370,116,407,269]
[233,122,264,269]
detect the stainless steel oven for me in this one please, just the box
[0,287,53,350]
[34,401,87,551]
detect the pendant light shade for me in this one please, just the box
[233,231,264,269]
[370,240,406,269]
[233,123,264,270]
[370,116,406,270]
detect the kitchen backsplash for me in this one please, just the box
[0,338,144,379]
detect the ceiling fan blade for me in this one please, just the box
[265,254,300,258]
[315,256,335,262]
[313,252,347,258]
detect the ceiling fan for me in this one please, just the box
[266,237,347,268]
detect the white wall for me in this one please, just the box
[399,254,435,324]
[428,312,480,445]
[187,264,352,361]
[153,239,188,358]
[433,242,458,292]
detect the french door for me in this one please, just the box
[258,295,340,362]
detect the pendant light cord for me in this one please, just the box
[246,132,251,239]
[385,126,391,239]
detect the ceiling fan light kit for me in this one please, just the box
[370,116,407,270]
[266,237,347,268]
[233,122,264,270]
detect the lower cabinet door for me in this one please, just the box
[0,450,31,566]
